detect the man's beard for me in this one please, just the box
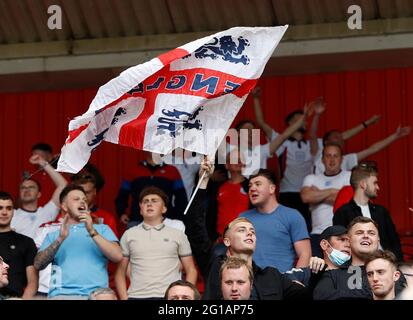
[298,128,307,134]
[365,188,377,199]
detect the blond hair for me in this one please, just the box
[223,217,254,238]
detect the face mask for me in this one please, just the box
[328,245,351,267]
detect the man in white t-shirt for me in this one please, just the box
[301,142,351,258]
[313,126,411,175]
[11,154,67,239]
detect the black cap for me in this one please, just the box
[320,225,347,241]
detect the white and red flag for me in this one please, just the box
[57,26,288,173]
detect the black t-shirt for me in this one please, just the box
[0,231,37,297]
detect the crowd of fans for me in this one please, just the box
[0,87,412,301]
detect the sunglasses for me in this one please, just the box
[358,161,378,170]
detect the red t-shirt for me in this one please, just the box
[216,181,249,237]
[92,208,119,238]
[333,186,354,213]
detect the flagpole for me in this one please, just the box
[183,171,206,215]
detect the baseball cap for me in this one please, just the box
[320,225,347,241]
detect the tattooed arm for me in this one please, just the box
[34,215,69,270]
[34,238,64,270]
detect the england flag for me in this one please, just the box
[57,26,288,173]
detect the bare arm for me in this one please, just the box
[198,157,214,190]
[356,126,411,161]
[300,186,339,205]
[30,154,68,206]
[92,235,122,263]
[325,191,339,205]
[309,97,326,156]
[294,239,312,269]
[22,266,39,299]
[114,257,129,300]
[80,213,123,263]
[34,215,69,270]
[34,238,64,270]
[252,87,273,140]
[342,115,381,141]
[268,106,310,156]
[180,255,198,285]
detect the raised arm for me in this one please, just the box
[268,103,313,156]
[356,126,411,161]
[252,87,273,140]
[342,114,381,141]
[30,154,67,206]
[309,97,326,156]
[184,157,215,278]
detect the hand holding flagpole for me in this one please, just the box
[183,155,215,215]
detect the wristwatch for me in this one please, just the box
[89,229,99,238]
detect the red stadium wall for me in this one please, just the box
[1,67,412,235]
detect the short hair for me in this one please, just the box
[285,110,303,125]
[21,179,41,192]
[322,141,343,157]
[139,186,169,206]
[397,261,413,270]
[348,216,379,233]
[235,120,256,131]
[59,184,86,204]
[164,280,201,300]
[322,130,341,146]
[72,174,97,188]
[249,169,277,185]
[220,257,254,284]
[223,217,254,238]
[74,163,105,192]
[88,287,117,300]
[350,162,378,189]
[31,143,53,154]
[365,250,398,268]
[0,191,14,205]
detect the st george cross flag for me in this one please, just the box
[57,26,288,173]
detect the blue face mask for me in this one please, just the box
[328,245,351,267]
